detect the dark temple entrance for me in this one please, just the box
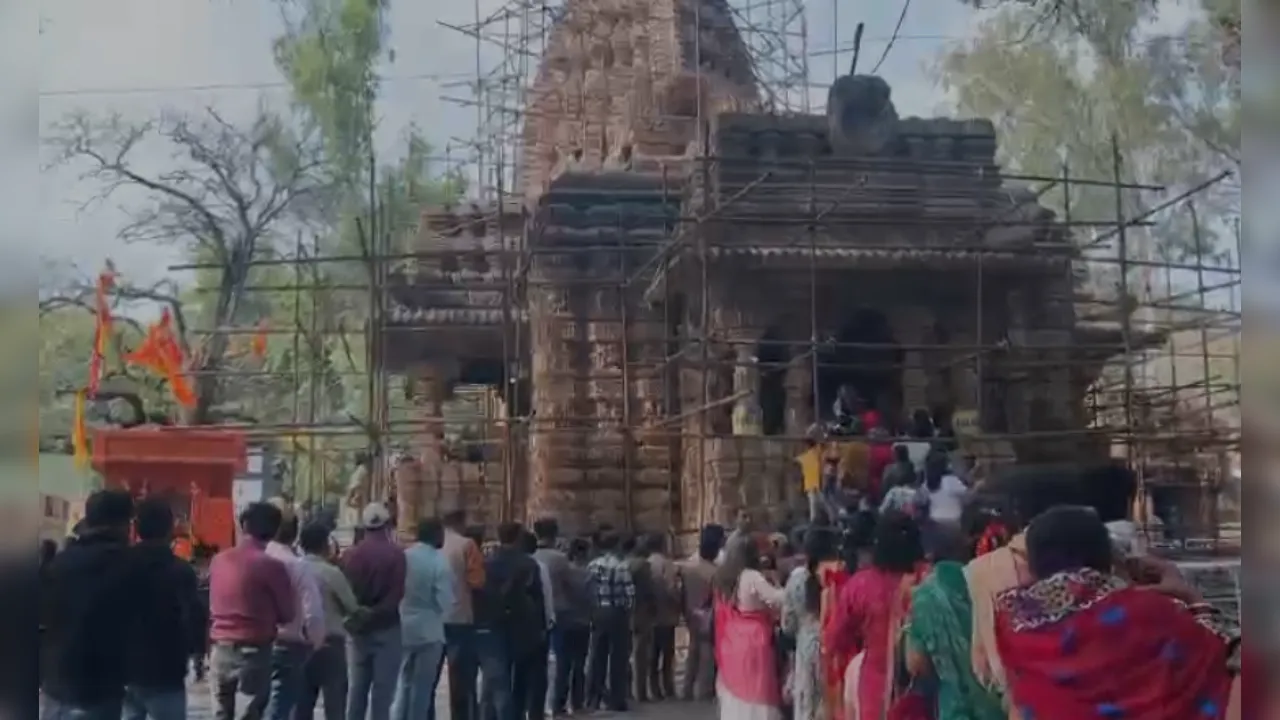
[817,309,903,420]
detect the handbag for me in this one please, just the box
[886,682,933,720]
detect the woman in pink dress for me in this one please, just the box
[714,536,787,720]
[825,511,928,720]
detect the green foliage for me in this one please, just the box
[37,309,172,436]
[273,0,386,185]
[40,0,464,504]
[38,310,96,436]
[934,0,1239,266]
[263,0,464,501]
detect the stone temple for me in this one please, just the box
[381,0,1141,535]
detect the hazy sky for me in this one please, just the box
[37,0,994,286]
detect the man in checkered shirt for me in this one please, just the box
[584,530,634,711]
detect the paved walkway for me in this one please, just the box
[185,674,718,720]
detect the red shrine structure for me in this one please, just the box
[92,426,247,556]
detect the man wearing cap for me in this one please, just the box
[264,498,327,720]
[342,502,407,720]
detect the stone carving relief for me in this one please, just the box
[520,0,759,201]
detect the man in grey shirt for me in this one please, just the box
[533,518,580,714]
[298,522,364,720]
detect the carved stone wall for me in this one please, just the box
[525,177,677,533]
[396,367,516,534]
[519,0,759,203]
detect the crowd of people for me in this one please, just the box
[710,463,1248,720]
[38,491,727,720]
[38,430,1249,720]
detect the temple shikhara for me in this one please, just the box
[379,0,1159,535]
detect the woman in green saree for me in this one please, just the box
[903,541,1005,720]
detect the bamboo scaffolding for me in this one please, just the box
[157,0,1240,546]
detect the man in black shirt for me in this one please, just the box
[476,522,546,720]
[41,489,136,719]
[122,498,208,720]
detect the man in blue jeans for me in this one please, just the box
[442,509,486,720]
[343,503,407,720]
[392,518,454,720]
[477,522,546,720]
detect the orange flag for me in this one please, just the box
[251,320,269,360]
[125,309,197,408]
[86,266,116,397]
[71,390,90,469]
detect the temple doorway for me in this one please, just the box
[816,309,902,422]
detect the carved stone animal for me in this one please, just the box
[826,74,899,155]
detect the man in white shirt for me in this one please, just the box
[264,499,326,720]
[919,451,968,528]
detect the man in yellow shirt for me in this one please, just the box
[796,440,824,521]
[796,425,843,521]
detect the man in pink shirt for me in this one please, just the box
[264,499,327,720]
[208,502,296,720]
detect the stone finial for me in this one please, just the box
[826,74,899,155]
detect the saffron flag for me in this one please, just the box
[125,309,197,408]
[251,320,269,360]
[71,390,90,469]
[86,266,116,397]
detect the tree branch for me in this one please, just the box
[44,106,334,422]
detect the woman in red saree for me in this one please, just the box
[995,506,1240,720]
[826,511,929,720]
[715,536,787,720]
[818,510,876,720]
[818,558,854,720]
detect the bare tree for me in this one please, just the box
[43,107,335,423]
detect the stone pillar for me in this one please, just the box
[731,341,762,435]
[393,455,425,545]
[400,364,450,541]
[784,352,815,436]
[1041,277,1082,430]
[953,344,980,414]
[938,308,980,423]
[921,321,949,412]
[1005,288,1032,434]
[890,307,933,415]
